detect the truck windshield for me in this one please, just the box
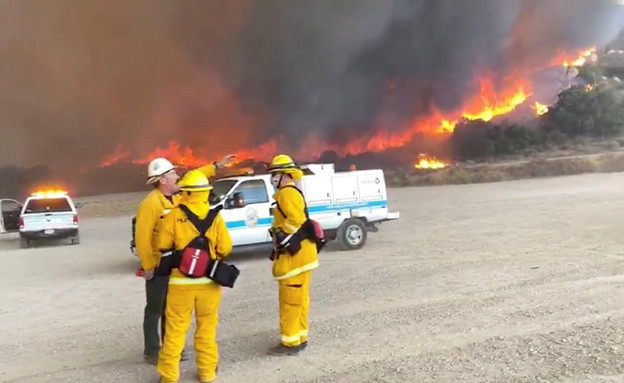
[209,180,236,204]
[24,198,72,213]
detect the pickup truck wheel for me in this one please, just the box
[20,237,30,249]
[70,234,80,245]
[337,218,367,251]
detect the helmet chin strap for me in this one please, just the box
[271,173,285,188]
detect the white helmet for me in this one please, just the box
[146,158,176,184]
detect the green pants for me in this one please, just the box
[143,276,169,355]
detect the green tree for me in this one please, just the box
[542,85,624,139]
[451,120,543,160]
[577,63,602,85]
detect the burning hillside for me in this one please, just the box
[98,47,597,169]
[1,0,624,181]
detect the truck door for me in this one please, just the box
[331,175,359,204]
[301,176,333,207]
[0,199,22,233]
[223,179,272,246]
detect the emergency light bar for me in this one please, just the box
[31,190,69,198]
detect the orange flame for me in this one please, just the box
[133,142,205,168]
[534,101,549,116]
[101,139,279,169]
[553,47,596,68]
[414,154,448,169]
[320,79,530,158]
[100,144,131,167]
[99,46,596,168]
[99,75,533,168]
[461,78,529,122]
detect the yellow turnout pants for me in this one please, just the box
[278,271,310,347]
[157,282,221,383]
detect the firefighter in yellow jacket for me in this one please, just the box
[267,154,319,355]
[135,155,234,364]
[155,170,233,383]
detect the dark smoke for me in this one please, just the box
[1,0,623,169]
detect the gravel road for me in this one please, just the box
[1,173,623,383]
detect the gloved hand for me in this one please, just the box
[142,268,155,281]
[271,227,292,249]
[215,154,236,169]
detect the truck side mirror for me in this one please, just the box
[233,192,245,207]
[208,191,222,206]
[226,192,245,208]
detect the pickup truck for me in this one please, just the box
[130,163,400,255]
[0,190,80,248]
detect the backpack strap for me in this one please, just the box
[274,185,309,219]
[178,204,221,236]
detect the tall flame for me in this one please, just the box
[553,47,596,68]
[329,79,529,157]
[461,79,529,122]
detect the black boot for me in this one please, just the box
[180,348,190,361]
[268,343,301,356]
[144,353,159,365]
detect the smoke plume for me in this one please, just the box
[1,0,623,169]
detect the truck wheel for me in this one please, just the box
[71,234,80,245]
[337,218,367,250]
[20,237,30,249]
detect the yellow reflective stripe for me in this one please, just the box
[274,260,319,281]
[281,334,300,343]
[283,223,299,233]
[281,330,308,343]
[169,277,213,285]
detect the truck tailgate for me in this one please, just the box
[22,213,75,231]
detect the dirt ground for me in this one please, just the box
[1,173,623,383]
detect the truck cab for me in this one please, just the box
[209,174,275,249]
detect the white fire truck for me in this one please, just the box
[212,163,400,251]
[130,163,400,255]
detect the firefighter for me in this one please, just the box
[156,169,233,383]
[267,154,319,355]
[136,154,234,365]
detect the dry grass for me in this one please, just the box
[386,151,624,187]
